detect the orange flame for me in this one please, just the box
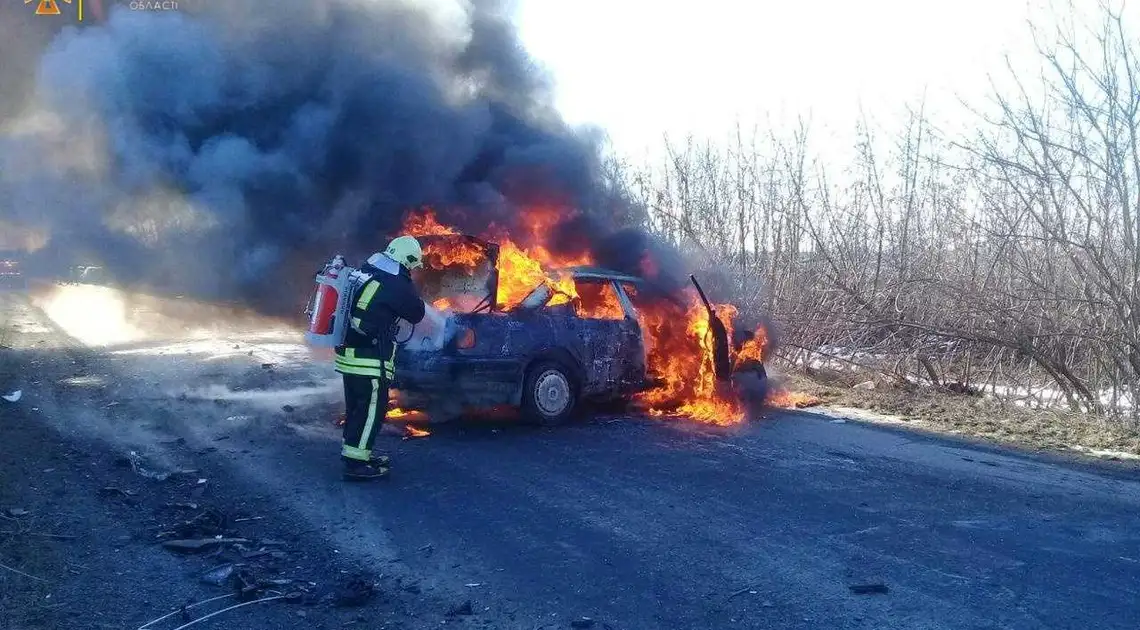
[635,302,746,424]
[404,211,459,236]
[735,328,768,365]
[404,210,486,271]
[767,389,823,409]
[404,425,431,438]
[393,209,802,425]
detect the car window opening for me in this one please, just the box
[573,280,624,320]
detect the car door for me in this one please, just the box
[612,281,648,390]
[565,278,631,396]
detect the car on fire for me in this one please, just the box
[390,234,768,425]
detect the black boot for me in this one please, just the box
[343,458,390,481]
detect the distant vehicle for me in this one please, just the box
[390,235,767,425]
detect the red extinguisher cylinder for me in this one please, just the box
[308,266,341,335]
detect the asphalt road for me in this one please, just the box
[5,287,1140,629]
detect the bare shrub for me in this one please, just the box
[622,1,1140,426]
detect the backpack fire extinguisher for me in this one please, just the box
[304,255,361,348]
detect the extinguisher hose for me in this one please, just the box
[395,322,415,345]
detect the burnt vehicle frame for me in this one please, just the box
[391,234,763,425]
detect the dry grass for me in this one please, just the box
[773,367,1140,461]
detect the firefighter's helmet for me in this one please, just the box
[383,235,424,270]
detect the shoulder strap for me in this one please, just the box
[370,255,401,276]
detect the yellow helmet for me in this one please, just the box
[385,235,424,270]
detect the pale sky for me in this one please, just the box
[515,0,1079,161]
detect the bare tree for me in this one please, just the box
[615,0,1140,424]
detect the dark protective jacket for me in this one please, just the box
[334,260,426,379]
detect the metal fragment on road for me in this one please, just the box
[162,537,250,552]
[200,563,235,586]
[848,583,890,595]
[126,451,172,481]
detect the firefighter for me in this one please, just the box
[335,235,427,480]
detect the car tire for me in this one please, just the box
[521,360,578,426]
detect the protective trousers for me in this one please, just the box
[341,373,389,462]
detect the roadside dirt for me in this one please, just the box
[0,297,440,630]
[773,367,1140,461]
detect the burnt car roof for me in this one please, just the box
[558,266,643,284]
[409,232,641,285]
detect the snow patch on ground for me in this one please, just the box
[794,345,1135,412]
[1068,445,1140,461]
[807,405,908,425]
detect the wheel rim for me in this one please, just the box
[534,370,571,416]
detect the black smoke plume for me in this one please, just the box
[0,0,663,315]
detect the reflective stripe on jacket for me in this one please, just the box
[335,276,399,378]
[334,345,395,379]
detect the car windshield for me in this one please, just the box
[516,274,627,320]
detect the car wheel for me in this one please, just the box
[522,360,577,426]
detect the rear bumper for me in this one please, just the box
[392,353,524,409]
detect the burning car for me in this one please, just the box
[389,230,770,426]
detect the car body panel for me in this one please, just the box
[391,268,650,416]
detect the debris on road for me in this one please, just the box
[447,600,475,616]
[0,560,46,582]
[124,451,174,481]
[848,582,890,595]
[99,486,138,498]
[162,537,250,553]
[1,529,78,541]
[200,563,236,586]
[159,507,229,540]
[331,574,376,607]
[727,584,759,599]
[2,389,21,402]
[139,592,288,630]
